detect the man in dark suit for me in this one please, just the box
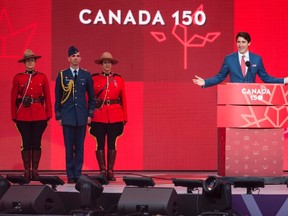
[55,46,95,183]
[193,32,288,87]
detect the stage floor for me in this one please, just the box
[1,171,288,216]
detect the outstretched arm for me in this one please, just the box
[192,75,205,87]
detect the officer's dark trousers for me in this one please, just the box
[16,120,47,150]
[89,122,124,150]
[62,125,86,180]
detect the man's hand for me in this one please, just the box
[192,75,205,87]
[87,117,91,124]
[284,77,288,84]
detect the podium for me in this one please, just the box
[217,83,288,176]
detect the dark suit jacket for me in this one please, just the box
[204,52,284,87]
[55,68,95,126]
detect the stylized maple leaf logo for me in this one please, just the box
[240,84,288,127]
[150,4,221,70]
[0,8,37,58]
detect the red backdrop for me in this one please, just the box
[1,0,288,171]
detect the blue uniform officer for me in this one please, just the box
[55,46,95,183]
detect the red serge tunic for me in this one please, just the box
[11,71,52,121]
[91,72,127,123]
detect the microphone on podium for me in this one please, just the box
[245,61,251,68]
[245,61,254,82]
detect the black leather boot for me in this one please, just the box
[21,150,31,181]
[107,150,116,181]
[96,150,107,177]
[31,150,41,180]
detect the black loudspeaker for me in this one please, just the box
[0,176,10,200]
[0,185,65,214]
[117,187,178,216]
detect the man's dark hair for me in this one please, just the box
[236,32,251,43]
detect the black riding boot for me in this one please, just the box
[21,150,31,181]
[96,150,107,177]
[31,150,41,180]
[107,150,116,181]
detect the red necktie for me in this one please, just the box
[241,55,246,77]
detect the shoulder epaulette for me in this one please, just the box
[80,67,88,72]
[92,73,101,76]
[113,73,121,77]
[58,69,66,74]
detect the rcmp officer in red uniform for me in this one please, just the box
[55,46,95,183]
[89,52,128,181]
[11,49,52,181]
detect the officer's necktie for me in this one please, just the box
[73,70,77,81]
[241,55,246,77]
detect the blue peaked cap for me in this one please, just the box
[68,46,79,56]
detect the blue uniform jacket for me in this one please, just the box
[55,68,95,126]
[204,52,284,87]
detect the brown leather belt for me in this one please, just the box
[16,96,44,108]
[103,99,120,105]
[31,98,43,103]
[17,97,44,103]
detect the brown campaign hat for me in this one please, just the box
[18,49,41,63]
[95,52,118,65]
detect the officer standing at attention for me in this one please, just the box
[54,46,95,183]
[89,52,128,181]
[11,49,52,181]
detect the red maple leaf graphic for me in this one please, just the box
[0,8,37,58]
[150,4,221,70]
[240,85,288,127]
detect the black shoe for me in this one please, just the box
[67,178,76,184]
[74,177,79,183]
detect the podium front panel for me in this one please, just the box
[218,128,284,176]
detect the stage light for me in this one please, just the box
[0,175,10,199]
[200,176,232,214]
[38,176,65,191]
[72,174,104,215]
[172,178,203,215]
[6,174,30,185]
[123,176,155,187]
[172,178,203,193]
[232,177,265,194]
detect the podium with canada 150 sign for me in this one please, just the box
[217,83,288,176]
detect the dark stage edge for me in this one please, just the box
[1,171,288,215]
